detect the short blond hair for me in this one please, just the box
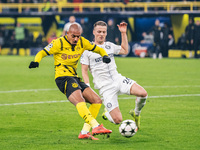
[93,21,107,29]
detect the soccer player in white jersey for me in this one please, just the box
[80,21,148,129]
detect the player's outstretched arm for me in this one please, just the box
[84,38,111,63]
[29,50,48,69]
[92,46,111,63]
[117,22,129,55]
[81,64,90,86]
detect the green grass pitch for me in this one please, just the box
[0,55,200,150]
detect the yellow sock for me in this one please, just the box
[89,103,102,118]
[82,103,102,132]
[76,102,99,128]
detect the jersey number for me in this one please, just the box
[123,77,132,85]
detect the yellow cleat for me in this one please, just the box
[129,109,140,130]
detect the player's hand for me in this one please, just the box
[117,22,127,33]
[103,56,111,64]
[29,61,39,69]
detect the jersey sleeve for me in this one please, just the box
[111,42,121,55]
[80,50,89,65]
[34,50,48,63]
[82,38,108,57]
[43,39,60,55]
[34,39,60,63]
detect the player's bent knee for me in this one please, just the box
[141,90,148,98]
[95,97,102,104]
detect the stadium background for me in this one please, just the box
[1,1,200,58]
[0,1,200,150]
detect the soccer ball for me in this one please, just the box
[119,119,138,138]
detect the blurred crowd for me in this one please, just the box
[0,0,199,13]
[1,15,199,58]
[139,19,174,58]
[0,0,200,3]
[140,17,200,58]
[177,17,200,58]
[0,16,122,55]
[0,23,46,55]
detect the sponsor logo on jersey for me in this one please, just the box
[95,57,103,62]
[76,46,80,51]
[72,82,78,88]
[61,53,81,60]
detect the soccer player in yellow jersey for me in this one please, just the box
[29,23,112,140]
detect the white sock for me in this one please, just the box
[134,96,147,116]
[105,112,116,124]
[81,130,88,134]
[92,124,99,129]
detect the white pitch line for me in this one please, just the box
[0,100,69,106]
[143,85,200,88]
[0,88,58,93]
[0,94,199,107]
[0,85,200,94]
[119,94,200,99]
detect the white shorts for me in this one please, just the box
[99,74,136,112]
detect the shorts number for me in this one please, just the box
[123,77,132,84]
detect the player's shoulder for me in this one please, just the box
[104,41,116,46]
[104,41,113,45]
[104,41,119,49]
[80,36,90,43]
[81,37,95,48]
[50,37,63,46]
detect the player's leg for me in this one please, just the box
[118,76,147,129]
[77,79,111,137]
[79,87,102,137]
[130,82,147,97]
[68,90,98,140]
[129,83,148,129]
[69,89,112,137]
[84,88,102,123]
[101,88,122,124]
[103,107,122,124]
[56,77,111,139]
[68,89,99,126]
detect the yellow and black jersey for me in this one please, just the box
[34,36,108,79]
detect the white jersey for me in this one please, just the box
[80,41,121,89]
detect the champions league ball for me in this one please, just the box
[119,120,138,138]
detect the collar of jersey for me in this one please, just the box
[64,36,72,45]
[64,36,76,51]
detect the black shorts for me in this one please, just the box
[55,76,89,98]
